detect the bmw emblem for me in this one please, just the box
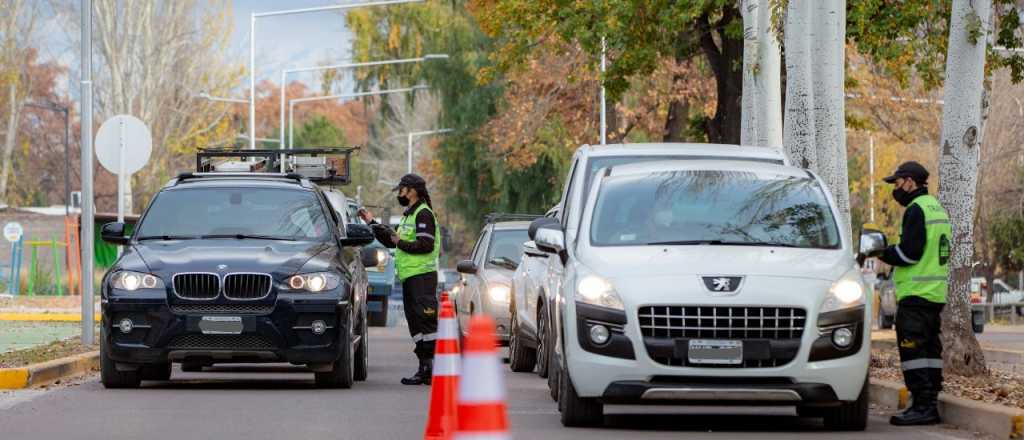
[217,264,228,271]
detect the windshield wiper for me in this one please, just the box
[200,234,297,241]
[137,235,197,241]
[647,239,801,248]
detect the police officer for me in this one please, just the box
[358,174,441,385]
[877,161,951,426]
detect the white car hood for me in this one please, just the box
[579,245,850,282]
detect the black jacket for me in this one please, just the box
[369,200,436,255]
[879,188,928,267]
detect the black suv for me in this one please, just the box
[99,170,378,389]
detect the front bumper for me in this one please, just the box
[102,295,350,366]
[482,301,512,345]
[564,301,870,403]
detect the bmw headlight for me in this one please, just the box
[287,272,341,292]
[821,269,866,313]
[488,284,511,303]
[576,275,624,311]
[111,271,164,291]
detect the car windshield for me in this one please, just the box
[589,170,840,249]
[582,154,783,205]
[136,187,331,241]
[487,229,529,270]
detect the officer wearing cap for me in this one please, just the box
[875,161,951,426]
[358,174,441,385]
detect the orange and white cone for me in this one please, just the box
[455,315,510,440]
[440,290,450,303]
[424,296,460,440]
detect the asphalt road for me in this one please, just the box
[0,326,985,440]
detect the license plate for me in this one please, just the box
[688,339,743,365]
[199,316,243,335]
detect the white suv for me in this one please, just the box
[533,159,871,430]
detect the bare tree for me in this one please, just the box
[0,0,40,205]
[937,0,991,376]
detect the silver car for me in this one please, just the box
[453,219,531,345]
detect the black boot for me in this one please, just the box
[890,391,941,426]
[401,359,433,385]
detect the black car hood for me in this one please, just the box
[131,239,333,279]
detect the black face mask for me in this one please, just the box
[892,187,913,207]
[397,195,410,206]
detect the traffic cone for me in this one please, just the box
[455,315,510,440]
[424,296,460,440]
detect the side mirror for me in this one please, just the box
[101,222,129,245]
[859,228,887,256]
[523,240,547,257]
[360,247,381,267]
[341,223,375,247]
[456,260,478,275]
[534,227,565,254]
[528,217,560,241]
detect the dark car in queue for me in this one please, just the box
[99,172,379,389]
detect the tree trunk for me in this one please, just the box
[783,0,818,170]
[741,0,758,146]
[663,96,690,142]
[754,0,783,148]
[698,8,743,145]
[0,81,20,204]
[811,0,851,233]
[937,0,991,377]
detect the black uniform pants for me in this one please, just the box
[896,297,945,396]
[402,272,438,361]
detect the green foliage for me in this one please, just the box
[293,116,347,148]
[990,214,1024,270]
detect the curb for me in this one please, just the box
[872,338,1024,366]
[870,378,1024,439]
[0,351,99,389]
[0,312,101,322]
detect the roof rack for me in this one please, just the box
[195,147,358,185]
[483,213,543,224]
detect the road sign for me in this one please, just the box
[95,115,152,175]
[95,115,152,224]
[3,222,23,242]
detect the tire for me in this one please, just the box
[558,352,603,427]
[508,309,537,372]
[823,377,869,431]
[548,354,560,402]
[880,312,894,330]
[316,320,354,389]
[140,363,172,381]
[537,303,550,379]
[354,309,369,382]
[100,330,141,389]
[368,296,388,327]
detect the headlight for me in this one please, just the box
[488,284,511,303]
[576,275,624,311]
[821,270,866,313]
[286,272,341,292]
[111,271,164,291]
[375,249,389,266]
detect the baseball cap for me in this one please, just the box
[391,173,427,192]
[882,161,929,184]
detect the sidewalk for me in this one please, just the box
[873,325,1024,374]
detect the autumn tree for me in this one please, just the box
[0,0,41,205]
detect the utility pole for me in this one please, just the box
[80,0,95,346]
[600,37,607,146]
[869,135,875,223]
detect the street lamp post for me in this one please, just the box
[249,0,425,150]
[24,102,70,216]
[288,85,429,148]
[196,92,249,104]
[278,54,448,149]
[406,129,453,173]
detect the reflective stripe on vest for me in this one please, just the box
[394,203,440,281]
[893,195,951,304]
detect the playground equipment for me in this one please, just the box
[1,216,84,296]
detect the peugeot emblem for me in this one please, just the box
[702,276,744,295]
[217,264,228,271]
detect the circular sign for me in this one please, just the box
[95,115,153,175]
[3,222,23,242]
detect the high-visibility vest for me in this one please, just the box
[395,203,440,281]
[893,194,951,304]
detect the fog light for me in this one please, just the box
[589,324,610,345]
[832,327,854,348]
[311,320,327,335]
[118,318,134,334]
